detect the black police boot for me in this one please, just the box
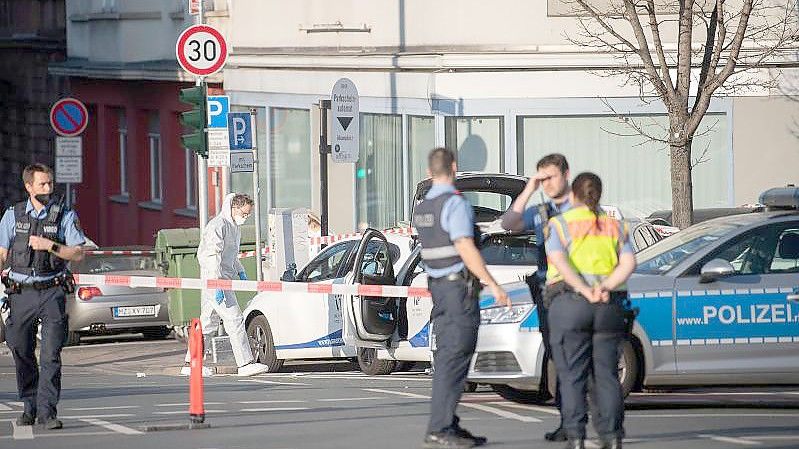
[563,438,585,449]
[423,430,476,449]
[16,413,35,426]
[545,426,568,442]
[598,436,622,449]
[451,424,487,446]
[38,416,63,430]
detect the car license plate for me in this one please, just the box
[114,306,157,317]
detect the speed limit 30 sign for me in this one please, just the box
[176,24,228,76]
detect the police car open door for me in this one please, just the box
[342,229,398,347]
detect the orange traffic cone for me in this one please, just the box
[188,318,205,424]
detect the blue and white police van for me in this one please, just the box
[470,186,799,403]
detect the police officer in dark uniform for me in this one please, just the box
[413,148,510,449]
[0,163,86,430]
[501,153,572,442]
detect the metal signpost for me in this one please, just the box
[319,78,360,237]
[227,109,263,280]
[50,97,88,208]
[175,7,228,231]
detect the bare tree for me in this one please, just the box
[565,0,799,228]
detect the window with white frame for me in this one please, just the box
[444,116,507,211]
[185,148,198,209]
[148,113,163,203]
[269,107,312,209]
[118,109,128,197]
[407,115,436,208]
[516,113,731,216]
[356,113,403,230]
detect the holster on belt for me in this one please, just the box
[1,272,21,295]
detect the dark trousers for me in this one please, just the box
[548,290,626,440]
[427,276,480,434]
[5,285,66,419]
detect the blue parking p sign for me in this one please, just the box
[228,112,253,150]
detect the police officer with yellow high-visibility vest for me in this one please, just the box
[544,172,636,449]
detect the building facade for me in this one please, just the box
[0,0,67,210]
[49,0,229,246]
[222,0,799,235]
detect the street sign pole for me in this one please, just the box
[249,108,263,281]
[318,100,331,239]
[196,0,208,232]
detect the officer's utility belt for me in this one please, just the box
[1,272,76,295]
[429,268,475,284]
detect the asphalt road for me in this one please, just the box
[1,337,798,449]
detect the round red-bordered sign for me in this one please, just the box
[50,98,88,137]
[176,25,228,76]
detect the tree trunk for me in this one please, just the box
[670,142,694,229]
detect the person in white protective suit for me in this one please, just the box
[180,193,269,377]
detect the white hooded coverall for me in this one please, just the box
[190,193,255,367]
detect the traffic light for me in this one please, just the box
[179,84,208,158]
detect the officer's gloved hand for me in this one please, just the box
[238,271,248,281]
[215,289,225,305]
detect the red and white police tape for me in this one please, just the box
[85,250,156,256]
[71,273,432,298]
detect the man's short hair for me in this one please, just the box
[22,163,53,185]
[536,153,569,174]
[428,147,456,178]
[231,193,254,208]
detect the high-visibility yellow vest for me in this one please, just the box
[545,206,627,285]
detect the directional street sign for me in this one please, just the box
[176,24,228,76]
[206,95,230,167]
[55,136,83,183]
[228,112,253,150]
[330,78,359,163]
[50,98,88,137]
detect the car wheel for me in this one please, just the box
[463,382,478,393]
[142,327,173,340]
[246,315,282,372]
[618,339,639,397]
[492,384,550,404]
[357,347,395,375]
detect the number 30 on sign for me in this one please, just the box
[176,24,228,76]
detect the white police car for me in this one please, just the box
[470,186,799,403]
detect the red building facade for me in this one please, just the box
[69,79,203,247]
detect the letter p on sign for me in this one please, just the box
[227,112,253,150]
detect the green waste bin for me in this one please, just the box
[155,225,261,337]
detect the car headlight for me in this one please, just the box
[480,303,534,324]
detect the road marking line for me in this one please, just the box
[628,413,799,418]
[153,410,228,415]
[317,397,386,402]
[699,434,762,446]
[738,435,799,441]
[0,404,11,411]
[80,418,143,435]
[59,414,136,419]
[11,420,34,440]
[69,406,140,411]
[240,408,309,412]
[363,388,428,399]
[364,389,540,423]
[155,402,225,407]
[487,402,560,415]
[8,402,23,407]
[238,400,306,404]
[238,379,311,386]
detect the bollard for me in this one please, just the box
[188,318,205,424]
